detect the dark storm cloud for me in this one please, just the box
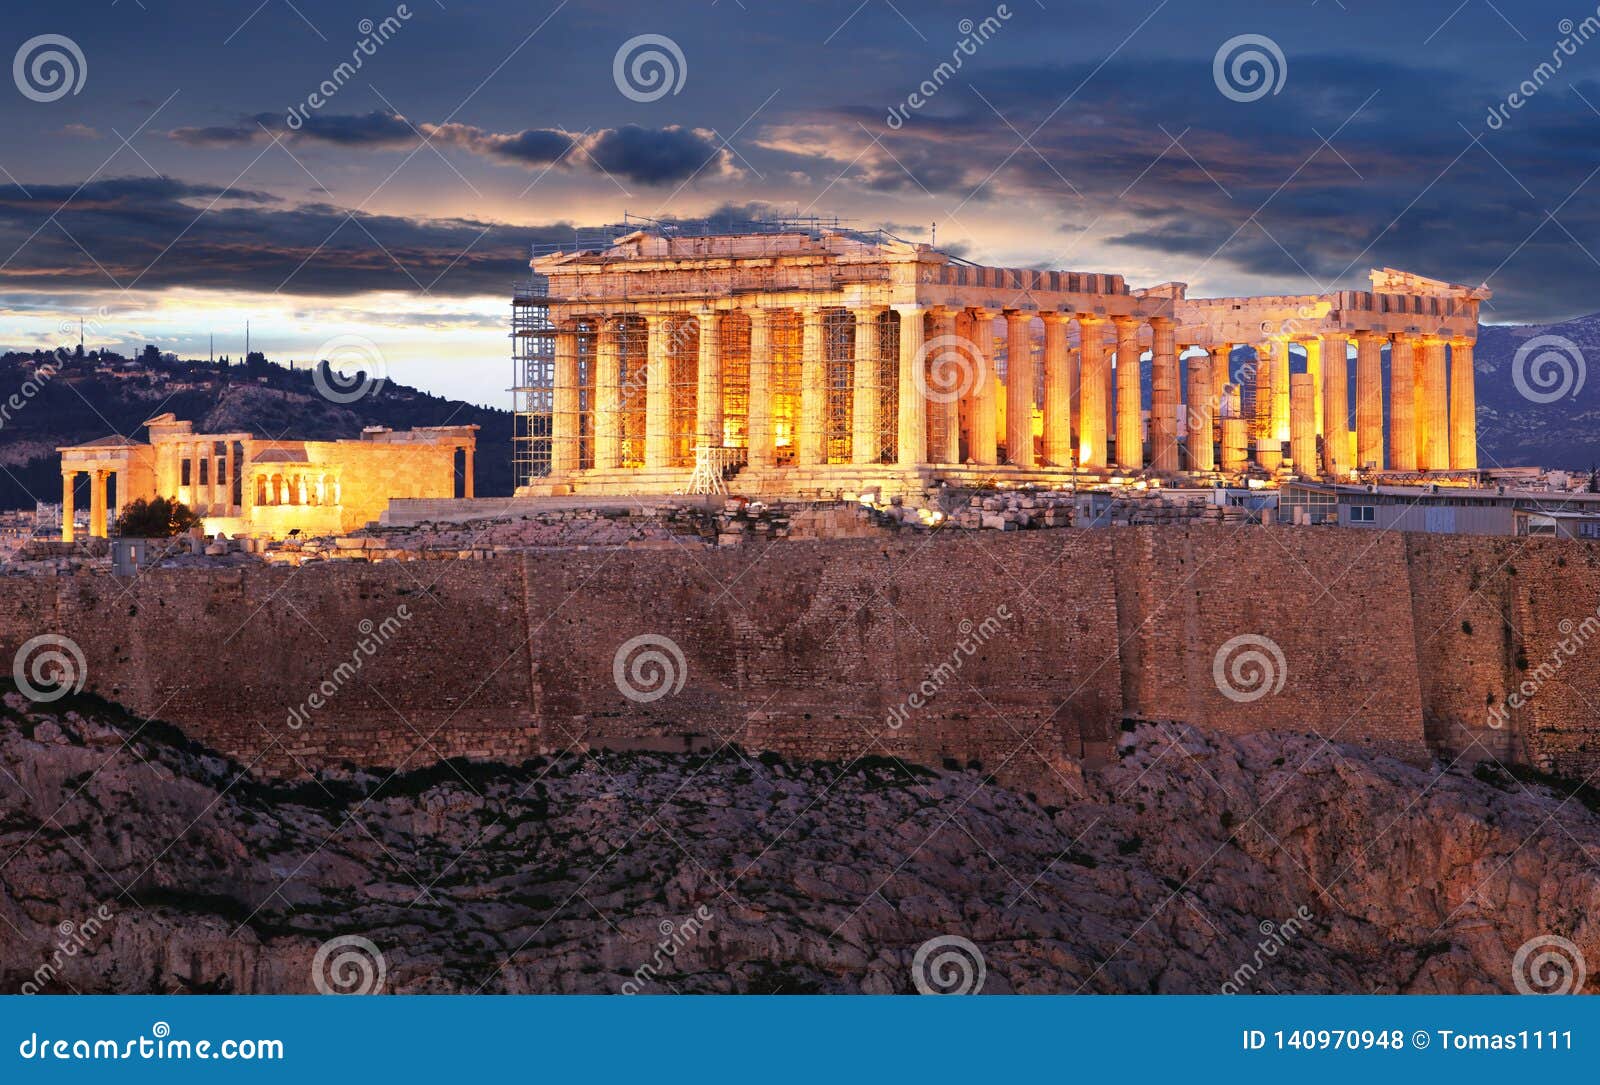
[0,175,572,298]
[167,113,732,185]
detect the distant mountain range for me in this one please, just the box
[0,351,513,510]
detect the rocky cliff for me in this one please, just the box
[1,691,1594,995]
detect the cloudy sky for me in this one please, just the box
[2,0,1598,406]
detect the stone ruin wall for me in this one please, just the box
[1,528,1598,796]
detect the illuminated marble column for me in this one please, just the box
[594,316,623,470]
[1005,309,1035,467]
[89,469,108,539]
[852,307,883,465]
[799,306,826,466]
[1077,316,1109,470]
[696,309,724,449]
[747,309,775,468]
[1354,330,1385,471]
[1301,338,1325,440]
[1271,337,1291,453]
[1290,372,1316,474]
[1186,347,1214,474]
[968,308,998,466]
[1041,313,1073,467]
[1321,333,1352,477]
[643,314,673,469]
[1210,344,1232,448]
[463,445,475,499]
[933,308,962,464]
[552,321,581,474]
[1388,334,1417,472]
[1113,316,1142,470]
[1450,337,1478,470]
[895,304,928,467]
[1420,336,1450,471]
[1254,343,1280,471]
[1149,317,1178,474]
[60,472,74,542]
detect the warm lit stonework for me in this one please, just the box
[514,230,1488,496]
[58,414,476,539]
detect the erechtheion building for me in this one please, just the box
[512,226,1485,496]
[58,414,476,539]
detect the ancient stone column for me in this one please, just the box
[553,322,582,474]
[463,445,475,499]
[1041,313,1073,467]
[1113,316,1142,471]
[968,308,998,466]
[1420,336,1450,471]
[1221,415,1249,473]
[799,307,827,466]
[1150,318,1178,474]
[594,317,622,470]
[1354,330,1385,471]
[1077,316,1109,470]
[207,442,219,512]
[1301,338,1325,440]
[1005,309,1035,467]
[89,469,108,538]
[895,305,928,468]
[747,310,775,468]
[60,472,74,542]
[1186,347,1214,473]
[643,314,671,470]
[696,309,724,450]
[1388,334,1417,472]
[1271,337,1290,452]
[851,308,882,465]
[1209,344,1232,448]
[1320,333,1352,477]
[932,309,962,464]
[1290,372,1315,475]
[1253,343,1280,471]
[1450,337,1478,470]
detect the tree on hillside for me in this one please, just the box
[114,497,201,538]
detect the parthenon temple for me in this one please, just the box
[513,227,1487,497]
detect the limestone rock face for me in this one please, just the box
[0,694,1594,995]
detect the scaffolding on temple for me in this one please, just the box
[511,274,555,489]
